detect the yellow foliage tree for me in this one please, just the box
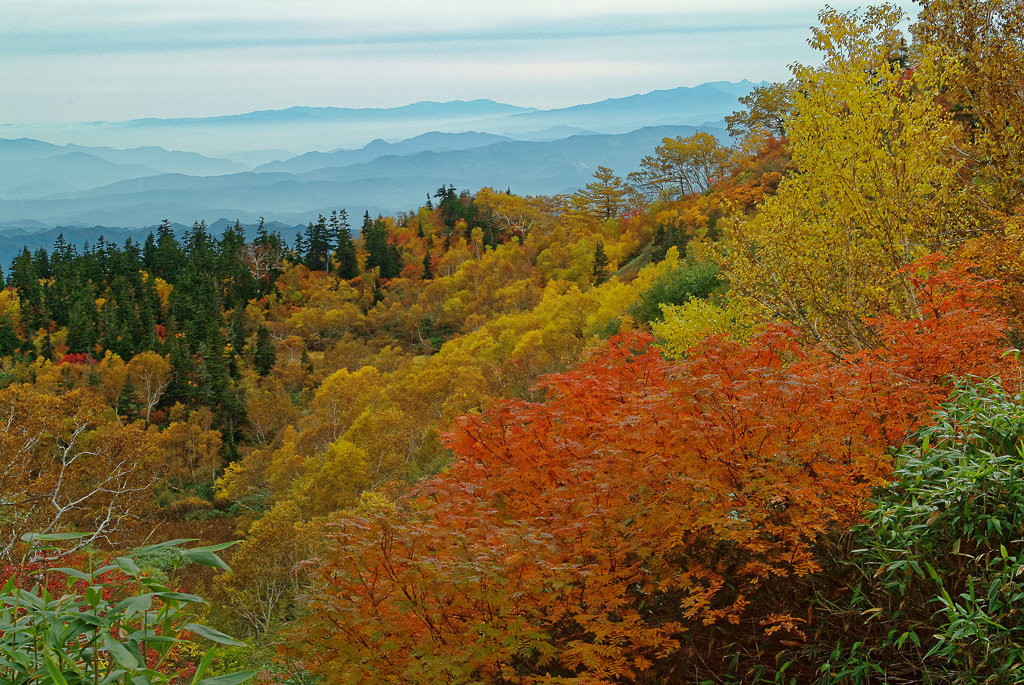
[128,350,172,424]
[212,500,326,635]
[652,296,751,359]
[0,386,155,560]
[722,5,969,352]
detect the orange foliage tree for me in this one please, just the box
[289,257,1013,684]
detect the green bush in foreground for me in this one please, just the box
[818,377,1024,684]
[1,533,255,685]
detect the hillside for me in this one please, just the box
[0,124,726,234]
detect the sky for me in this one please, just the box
[1,0,920,125]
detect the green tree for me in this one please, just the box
[253,324,276,376]
[592,239,609,285]
[330,209,359,279]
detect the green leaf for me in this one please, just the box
[188,541,239,553]
[114,593,154,618]
[50,567,93,582]
[180,549,231,572]
[195,670,258,685]
[116,556,143,578]
[191,647,218,685]
[44,649,71,685]
[153,591,206,604]
[21,532,90,544]
[104,636,140,670]
[134,539,196,555]
[183,623,246,647]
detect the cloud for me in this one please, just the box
[0,0,920,124]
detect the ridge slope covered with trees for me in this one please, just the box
[2,2,1024,683]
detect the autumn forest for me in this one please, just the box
[3,2,1024,683]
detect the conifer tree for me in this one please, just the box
[330,209,359,279]
[593,240,610,285]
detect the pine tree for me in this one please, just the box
[593,240,610,285]
[304,215,331,272]
[253,324,277,376]
[66,287,99,356]
[422,248,434,280]
[330,209,359,279]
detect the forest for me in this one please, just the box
[2,2,1024,683]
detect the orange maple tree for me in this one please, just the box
[287,257,1013,684]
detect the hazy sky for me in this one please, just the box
[1,0,919,124]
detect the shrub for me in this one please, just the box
[0,532,255,685]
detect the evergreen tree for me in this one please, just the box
[293,230,306,263]
[593,240,610,285]
[152,219,185,283]
[8,248,48,332]
[422,249,434,280]
[219,220,259,309]
[32,247,50,279]
[363,214,401,279]
[253,324,276,376]
[0,320,19,357]
[117,373,142,423]
[66,286,99,356]
[330,209,359,279]
[304,215,331,272]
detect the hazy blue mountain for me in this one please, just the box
[0,125,725,231]
[0,82,752,155]
[0,138,252,199]
[0,219,57,233]
[700,80,766,98]
[470,81,762,135]
[60,144,246,175]
[502,126,601,141]
[0,138,67,161]
[126,100,535,127]
[222,149,297,167]
[255,131,515,174]
[0,152,161,200]
[0,138,247,174]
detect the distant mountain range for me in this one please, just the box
[0,80,760,267]
[0,80,760,154]
[0,124,726,232]
[255,131,518,175]
[0,139,248,199]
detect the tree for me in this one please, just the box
[911,0,1024,215]
[212,501,326,635]
[628,133,734,203]
[288,256,1012,684]
[725,81,794,139]
[240,218,285,295]
[66,286,99,356]
[570,166,628,221]
[363,214,401,279]
[723,5,970,352]
[127,350,173,425]
[0,387,156,561]
[473,187,553,242]
[592,239,609,285]
[330,209,359,279]
[252,324,277,376]
[304,215,332,272]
